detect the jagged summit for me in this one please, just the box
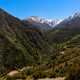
[58,11,80,25]
[27,16,62,27]
[68,12,80,20]
[73,12,80,18]
[28,16,41,22]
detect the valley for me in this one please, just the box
[0,8,80,80]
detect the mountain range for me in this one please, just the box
[23,16,62,31]
[27,16,62,27]
[0,8,80,80]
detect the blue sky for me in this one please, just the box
[0,0,80,19]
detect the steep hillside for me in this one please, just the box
[0,8,51,74]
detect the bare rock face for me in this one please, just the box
[7,70,26,79]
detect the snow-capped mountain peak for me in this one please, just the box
[27,16,62,27]
[73,12,80,18]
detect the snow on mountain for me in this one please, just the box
[27,16,62,27]
[62,12,80,23]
